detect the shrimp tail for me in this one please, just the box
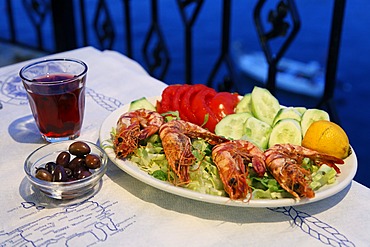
[212,140,265,200]
[252,156,266,177]
[159,120,226,185]
[265,144,344,199]
[114,109,164,159]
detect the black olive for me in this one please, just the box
[66,177,77,182]
[85,154,101,169]
[64,167,73,178]
[73,165,88,179]
[35,168,53,182]
[53,165,68,182]
[69,141,91,157]
[77,170,92,179]
[56,151,70,167]
[45,161,56,174]
[68,157,85,171]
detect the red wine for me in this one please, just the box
[25,73,86,139]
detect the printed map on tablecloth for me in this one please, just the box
[0,199,136,246]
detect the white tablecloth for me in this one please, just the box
[0,47,369,247]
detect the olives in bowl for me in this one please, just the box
[24,140,108,200]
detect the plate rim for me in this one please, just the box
[99,96,358,208]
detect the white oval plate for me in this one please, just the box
[99,96,358,207]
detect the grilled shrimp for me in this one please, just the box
[265,143,344,199]
[211,140,266,200]
[113,109,164,158]
[159,120,227,184]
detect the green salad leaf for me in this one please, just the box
[129,134,173,180]
[185,139,225,196]
[124,132,337,199]
[310,164,337,190]
[128,135,226,196]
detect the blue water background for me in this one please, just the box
[1,1,369,188]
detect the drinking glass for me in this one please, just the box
[20,58,88,142]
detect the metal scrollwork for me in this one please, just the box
[254,0,300,93]
[22,0,51,49]
[93,0,116,50]
[142,0,170,80]
[265,1,290,40]
[176,0,204,84]
[206,0,234,92]
[1,0,346,122]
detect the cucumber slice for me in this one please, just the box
[300,108,330,136]
[250,86,281,126]
[272,107,302,126]
[129,97,156,111]
[243,117,272,150]
[268,119,302,148]
[235,93,252,113]
[294,107,307,116]
[215,112,252,140]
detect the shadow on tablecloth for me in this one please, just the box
[104,162,351,224]
[8,114,45,144]
[18,176,103,209]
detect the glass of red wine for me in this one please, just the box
[20,58,88,142]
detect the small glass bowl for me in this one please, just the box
[24,140,108,200]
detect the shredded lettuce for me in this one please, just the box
[185,139,225,196]
[250,173,293,199]
[129,134,174,181]
[310,164,337,190]
[125,133,337,199]
[128,135,225,196]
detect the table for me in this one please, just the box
[0,47,369,247]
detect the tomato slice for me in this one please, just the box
[190,87,219,132]
[172,84,191,121]
[209,92,240,121]
[181,84,208,124]
[158,84,182,113]
[156,100,162,113]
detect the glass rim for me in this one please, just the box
[19,58,88,85]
